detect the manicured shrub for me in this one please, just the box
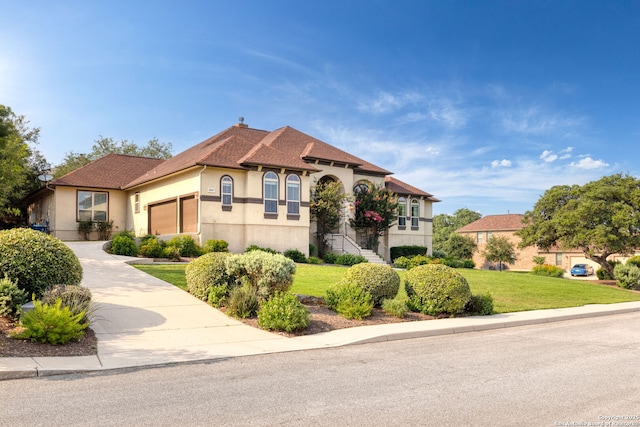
[335,254,367,266]
[323,252,338,264]
[163,245,182,261]
[226,251,296,301]
[226,282,259,318]
[531,264,564,278]
[341,263,400,307]
[111,233,138,256]
[0,228,83,298]
[245,244,279,254]
[77,220,94,240]
[139,236,165,258]
[207,284,229,307]
[185,252,233,301]
[614,263,640,290]
[325,282,373,320]
[13,299,88,345]
[404,264,472,316]
[382,299,407,318]
[432,250,447,259]
[284,249,307,263]
[41,284,93,323]
[465,293,494,315]
[626,256,640,268]
[441,258,463,268]
[307,256,323,265]
[0,275,28,317]
[390,245,427,261]
[257,292,310,332]
[166,235,202,257]
[462,259,476,269]
[202,239,229,253]
[408,254,431,269]
[393,256,412,269]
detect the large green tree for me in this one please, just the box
[0,105,44,226]
[483,235,516,271]
[349,183,398,252]
[433,208,482,254]
[441,233,477,260]
[517,174,640,277]
[54,136,173,177]
[310,180,348,256]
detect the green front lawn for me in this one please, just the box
[132,263,640,313]
[133,264,188,290]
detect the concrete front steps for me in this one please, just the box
[359,248,388,265]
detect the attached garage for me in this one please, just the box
[180,195,197,233]
[149,199,177,235]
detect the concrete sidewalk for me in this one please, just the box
[2,241,640,380]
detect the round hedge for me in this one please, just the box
[341,263,400,307]
[0,228,83,298]
[185,252,233,301]
[404,264,471,315]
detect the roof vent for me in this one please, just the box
[236,117,248,128]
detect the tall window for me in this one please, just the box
[78,191,108,221]
[555,253,563,266]
[286,174,300,215]
[134,192,140,213]
[487,231,493,240]
[410,199,419,228]
[264,172,278,214]
[477,231,483,243]
[221,176,233,206]
[398,197,407,227]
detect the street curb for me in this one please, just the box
[3,302,639,381]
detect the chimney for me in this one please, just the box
[235,116,248,128]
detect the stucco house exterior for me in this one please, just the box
[25,122,439,262]
[456,213,631,272]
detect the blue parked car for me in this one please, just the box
[570,264,594,276]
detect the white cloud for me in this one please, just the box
[570,157,609,169]
[358,91,421,114]
[540,150,558,162]
[491,159,512,167]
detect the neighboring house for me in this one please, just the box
[456,213,630,272]
[25,121,439,262]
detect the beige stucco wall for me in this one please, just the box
[128,168,201,237]
[44,186,127,241]
[200,168,311,254]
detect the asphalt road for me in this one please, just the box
[2,312,639,426]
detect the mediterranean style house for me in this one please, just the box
[26,121,439,262]
[456,213,630,272]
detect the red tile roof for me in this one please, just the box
[50,124,434,201]
[49,154,165,189]
[456,214,524,232]
[384,176,441,201]
[125,124,390,188]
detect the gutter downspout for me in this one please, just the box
[197,165,207,238]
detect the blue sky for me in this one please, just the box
[2,1,639,216]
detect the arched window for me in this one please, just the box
[286,174,300,215]
[353,183,370,194]
[398,197,407,227]
[221,176,233,207]
[264,172,278,214]
[410,199,419,228]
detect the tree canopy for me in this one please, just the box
[516,174,640,276]
[433,208,482,255]
[310,179,348,256]
[483,235,516,271]
[0,105,44,226]
[54,136,173,177]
